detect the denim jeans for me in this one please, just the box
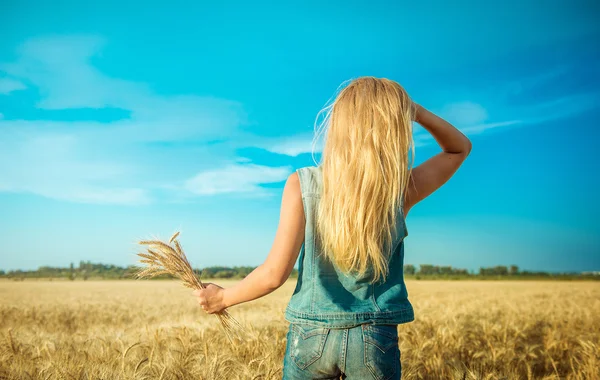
[282,322,401,380]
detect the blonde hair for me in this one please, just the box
[311,76,415,284]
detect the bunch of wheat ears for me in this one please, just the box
[134,231,245,343]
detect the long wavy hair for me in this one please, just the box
[311,76,415,284]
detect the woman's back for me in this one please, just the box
[285,165,414,328]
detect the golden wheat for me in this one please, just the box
[0,280,598,379]
[135,232,245,344]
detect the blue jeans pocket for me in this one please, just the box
[362,324,400,380]
[289,323,330,370]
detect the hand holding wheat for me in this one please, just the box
[133,231,245,343]
[192,283,227,314]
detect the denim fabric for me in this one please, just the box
[284,165,414,328]
[282,322,401,380]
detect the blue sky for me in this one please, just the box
[0,0,599,273]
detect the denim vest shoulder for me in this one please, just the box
[284,165,414,328]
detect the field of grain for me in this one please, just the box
[0,279,598,379]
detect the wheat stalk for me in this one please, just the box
[133,231,245,343]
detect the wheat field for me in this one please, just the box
[0,279,598,380]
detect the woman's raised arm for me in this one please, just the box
[404,103,472,216]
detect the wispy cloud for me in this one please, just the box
[0,129,151,205]
[0,77,26,94]
[248,132,324,157]
[0,35,251,142]
[184,163,293,196]
[440,101,488,126]
[413,67,600,145]
[0,35,273,204]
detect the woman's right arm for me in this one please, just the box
[403,103,472,216]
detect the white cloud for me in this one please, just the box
[184,163,293,196]
[36,187,149,205]
[0,77,26,94]
[0,35,262,204]
[0,128,151,205]
[250,132,324,157]
[413,71,600,146]
[268,137,317,157]
[0,35,250,142]
[440,101,488,126]
[460,120,523,134]
[455,91,600,136]
[519,92,600,124]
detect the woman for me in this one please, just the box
[193,76,472,379]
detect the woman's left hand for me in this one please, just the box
[192,283,227,314]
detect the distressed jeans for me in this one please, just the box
[282,322,401,380]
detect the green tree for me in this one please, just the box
[214,270,235,279]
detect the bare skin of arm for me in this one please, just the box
[192,173,305,313]
[404,103,472,216]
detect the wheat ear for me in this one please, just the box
[134,232,245,343]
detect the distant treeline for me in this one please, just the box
[403,264,599,280]
[0,261,295,281]
[0,261,597,281]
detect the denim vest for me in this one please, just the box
[284,165,414,328]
